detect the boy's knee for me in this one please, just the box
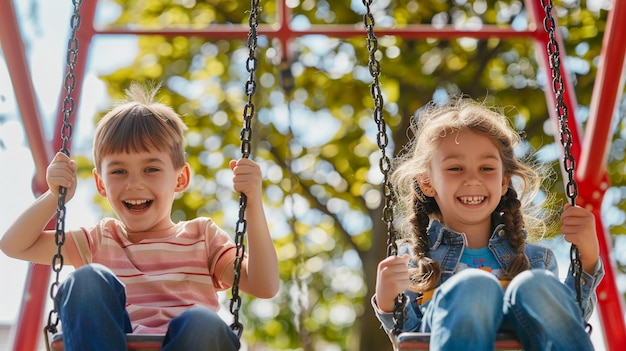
[175,307,224,328]
[69,264,117,286]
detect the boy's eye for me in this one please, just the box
[111,169,126,175]
[145,167,160,173]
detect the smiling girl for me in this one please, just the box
[372,96,603,350]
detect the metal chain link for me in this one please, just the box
[229,0,260,338]
[362,0,406,336]
[541,0,588,329]
[44,1,82,348]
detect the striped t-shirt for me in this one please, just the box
[69,217,237,334]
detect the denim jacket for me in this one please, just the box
[372,219,605,333]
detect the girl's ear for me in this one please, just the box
[417,176,436,197]
[502,175,512,195]
[93,169,107,197]
[175,163,191,192]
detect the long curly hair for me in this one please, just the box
[390,96,551,292]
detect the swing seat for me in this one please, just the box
[393,332,522,351]
[50,332,165,351]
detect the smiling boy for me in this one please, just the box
[0,83,279,350]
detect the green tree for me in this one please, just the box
[91,0,617,350]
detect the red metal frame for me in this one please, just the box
[0,0,624,350]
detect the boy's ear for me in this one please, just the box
[93,168,107,197]
[175,163,191,192]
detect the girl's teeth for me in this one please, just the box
[460,196,484,205]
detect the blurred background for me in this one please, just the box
[1,0,624,350]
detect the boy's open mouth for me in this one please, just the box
[124,199,153,211]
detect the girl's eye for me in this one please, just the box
[448,167,462,171]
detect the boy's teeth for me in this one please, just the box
[460,196,484,205]
[126,200,148,205]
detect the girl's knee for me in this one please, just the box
[448,269,502,292]
[508,269,560,296]
[436,269,503,308]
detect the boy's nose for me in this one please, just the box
[126,175,145,189]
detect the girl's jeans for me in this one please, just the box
[54,263,240,351]
[420,269,593,351]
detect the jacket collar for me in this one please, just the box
[426,213,514,249]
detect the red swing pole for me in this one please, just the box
[0,2,53,350]
[576,0,626,348]
[0,1,97,350]
[527,1,626,350]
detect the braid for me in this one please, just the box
[498,187,530,280]
[409,185,442,292]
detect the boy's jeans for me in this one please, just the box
[54,263,240,351]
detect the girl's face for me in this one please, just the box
[93,150,190,236]
[419,128,510,240]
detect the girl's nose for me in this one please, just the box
[463,172,481,186]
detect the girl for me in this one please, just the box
[372,96,603,350]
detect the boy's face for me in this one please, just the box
[93,150,190,234]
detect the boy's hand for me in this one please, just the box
[47,152,77,202]
[229,159,262,198]
[375,254,410,312]
[561,203,599,274]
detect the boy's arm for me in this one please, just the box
[0,152,78,265]
[221,159,279,298]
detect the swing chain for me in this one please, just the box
[362,0,407,336]
[541,0,587,325]
[44,0,82,343]
[229,0,260,338]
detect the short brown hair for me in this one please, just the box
[93,82,188,172]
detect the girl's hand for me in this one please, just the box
[561,203,600,274]
[229,159,262,199]
[375,254,410,312]
[46,152,77,202]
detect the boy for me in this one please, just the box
[0,83,279,350]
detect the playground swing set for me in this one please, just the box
[0,0,625,350]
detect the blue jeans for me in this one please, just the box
[420,269,593,351]
[54,264,240,351]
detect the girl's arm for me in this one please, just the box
[0,152,77,265]
[375,254,410,312]
[221,159,279,298]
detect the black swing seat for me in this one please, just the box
[393,332,522,351]
[50,332,165,351]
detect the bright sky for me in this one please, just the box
[0,1,617,349]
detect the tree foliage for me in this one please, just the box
[90,0,618,350]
